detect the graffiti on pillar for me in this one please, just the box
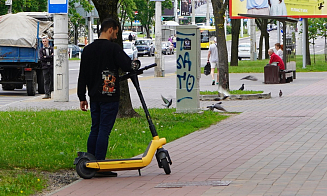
[55,47,67,67]
[176,31,195,103]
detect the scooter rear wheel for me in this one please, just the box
[76,158,96,179]
[161,158,171,175]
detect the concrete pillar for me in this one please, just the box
[154,1,163,77]
[53,14,69,102]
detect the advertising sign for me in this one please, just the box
[48,0,68,14]
[230,0,327,18]
[181,0,213,17]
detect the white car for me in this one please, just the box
[238,43,259,60]
[123,42,138,60]
[122,31,130,41]
[238,43,251,60]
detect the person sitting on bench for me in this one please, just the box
[268,49,285,70]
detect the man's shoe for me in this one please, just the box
[42,94,51,99]
[212,80,215,85]
[94,171,117,177]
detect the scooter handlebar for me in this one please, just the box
[120,63,157,81]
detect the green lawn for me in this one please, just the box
[201,54,327,74]
[0,108,229,196]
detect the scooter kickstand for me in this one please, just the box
[138,169,141,176]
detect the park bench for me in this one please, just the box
[264,63,296,84]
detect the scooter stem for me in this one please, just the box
[130,73,158,138]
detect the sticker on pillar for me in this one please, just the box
[183,38,191,50]
[57,74,63,90]
[101,70,116,96]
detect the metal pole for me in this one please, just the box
[250,19,256,61]
[191,0,195,25]
[88,0,93,44]
[302,18,307,68]
[53,14,69,102]
[154,1,163,77]
[206,0,210,26]
[174,0,178,23]
[240,19,243,38]
[277,21,280,43]
[282,21,287,69]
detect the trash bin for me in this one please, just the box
[264,64,279,84]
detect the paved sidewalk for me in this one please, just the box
[2,72,327,196]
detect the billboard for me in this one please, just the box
[181,0,213,17]
[230,0,327,18]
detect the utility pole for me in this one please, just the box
[240,19,243,37]
[88,0,94,44]
[174,0,178,23]
[250,19,256,61]
[49,0,69,101]
[206,0,210,26]
[53,14,69,101]
[191,0,195,25]
[154,0,163,77]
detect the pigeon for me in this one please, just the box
[161,95,172,108]
[239,84,244,91]
[214,95,229,101]
[279,90,282,97]
[240,75,258,81]
[207,102,227,112]
[218,85,230,97]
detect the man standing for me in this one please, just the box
[268,49,285,70]
[128,33,133,42]
[207,37,219,85]
[39,37,53,99]
[77,18,133,176]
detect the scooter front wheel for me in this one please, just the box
[161,158,171,174]
[76,158,96,179]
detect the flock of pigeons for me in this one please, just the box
[161,75,283,112]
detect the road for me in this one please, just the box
[1,31,326,106]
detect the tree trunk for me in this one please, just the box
[74,23,78,45]
[304,20,311,65]
[258,34,263,60]
[211,0,229,90]
[264,27,269,59]
[92,0,139,118]
[230,19,240,66]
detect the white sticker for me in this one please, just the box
[50,0,66,4]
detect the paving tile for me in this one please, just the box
[4,72,326,196]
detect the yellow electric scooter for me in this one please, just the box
[74,61,172,179]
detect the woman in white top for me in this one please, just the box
[269,0,287,16]
[275,43,283,59]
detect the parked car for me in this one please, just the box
[123,41,138,60]
[134,39,155,57]
[68,44,82,58]
[238,43,258,60]
[122,31,130,41]
[162,41,174,55]
[122,31,137,41]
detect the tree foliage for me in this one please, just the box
[0,0,47,15]
[133,0,172,38]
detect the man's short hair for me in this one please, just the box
[100,18,119,33]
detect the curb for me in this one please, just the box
[200,92,271,101]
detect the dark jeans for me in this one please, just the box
[43,68,53,95]
[88,101,119,160]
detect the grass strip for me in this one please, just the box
[0,108,230,195]
[200,90,264,95]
